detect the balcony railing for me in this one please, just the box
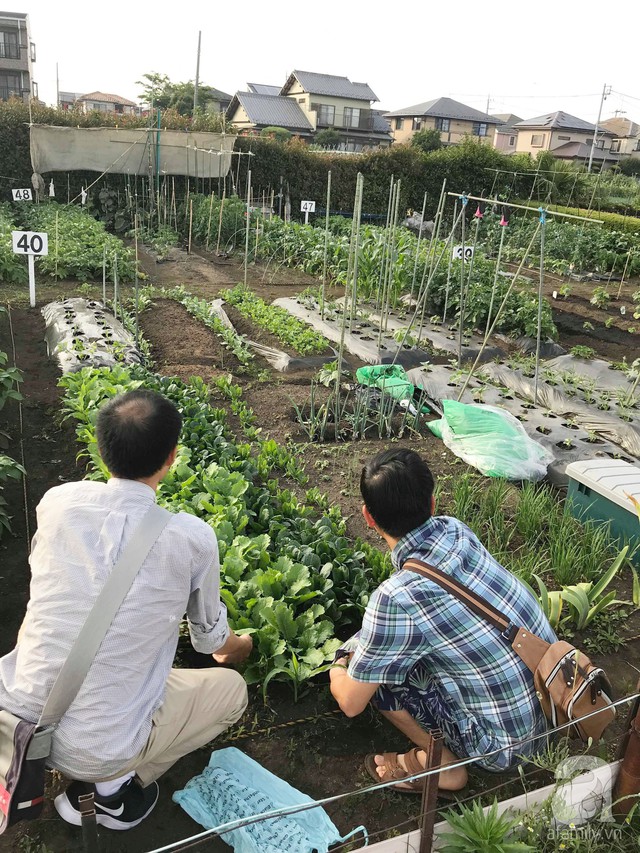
[0,42,21,60]
[310,104,376,132]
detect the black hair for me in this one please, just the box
[360,448,434,538]
[96,389,182,480]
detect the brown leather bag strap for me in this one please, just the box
[402,557,513,635]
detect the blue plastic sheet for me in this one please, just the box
[173,747,367,853]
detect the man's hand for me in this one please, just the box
[212,632,253,665]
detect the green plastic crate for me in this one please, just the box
[566,459,640,564]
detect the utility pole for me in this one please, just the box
[56,62,59,108]
[485,93,491,116]
[588,83,611,173]
[193,30,201,115]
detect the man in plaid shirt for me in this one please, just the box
[329,448,555,793]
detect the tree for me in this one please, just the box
[410,128,443,153]
[315,129,341,148]
[618,158,640,178]
[261,126,292,142]
[136,72,228,116]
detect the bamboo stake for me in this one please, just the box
[442,198,457,325]
[375,176,395,313]
[188,199,193,254]
[216,188,226,255]
[533,210,547,406]
[134,213,140,348]
[205,190,215,251]
[457,194,468,366]
[416,180,447,341]
[55,210,59,279]
[446,191,603,224]
[484,220,507,340]
[409,192,428,304]
[244,169,252,290]
[102,245,107,304]
[377,180,399,351]
[616,250,633,300]
[113,253,118,320]
[321,170,332,320]
[456,222,542,400]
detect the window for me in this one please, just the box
[297,97,305,104]
[0,72,22,100]
[412,117,422,131]
[0,30,20,60]
[315,103,335,125]
[610,139,621,153]
[557,135,571,140]
[531,133,545,147]
[32,81,38,99]
[434,117,450,132]
[344,107,361,128]
[30,42,36,62]
[472,122,488,137]
[509,135,516,146]
[395,117,403,131]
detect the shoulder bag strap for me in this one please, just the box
[402,557,550,672]
[37,502,173,729]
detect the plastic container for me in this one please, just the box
[566,459,640,563]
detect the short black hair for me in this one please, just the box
[360,448,434,538]
[96,389,182,480]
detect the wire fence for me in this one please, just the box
[143,689,640,853]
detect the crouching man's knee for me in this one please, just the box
[217,668,249,724]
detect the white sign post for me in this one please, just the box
[12,231,48,307]
[11,188,33,202]
[300,200,316,225]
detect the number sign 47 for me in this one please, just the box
[12,231,48,256]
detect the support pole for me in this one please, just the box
[27,254,36,307]
[244,169,252,289]
[188,199,193,254]
[533,208,547,406]
[588,83,610,174]
[409,192,428,304]
[134,213,140,348]
[102,245,106,304]
[457,193,468,367]
[155,108,161,208]
[321,170,332,319]
[418,730,443,853]
[205,190,215,251]
[216,188,226,255]
[113,253,118,321]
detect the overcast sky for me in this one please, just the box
[25,0,639,124]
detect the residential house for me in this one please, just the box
[75,91,140,116]
[226,90,314,138]
[58,91,83,110]
[0,11,36,102]
[227,70,393,149]
[384,97,502,146]
[513,111,619,167]
[600,116,640,160]
[492,114,522,154]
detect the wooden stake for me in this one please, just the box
[216,188,226,255]
[188,199,193,254]
[205,190,215,251]
[321,170,332,319]
[244,169,252,289]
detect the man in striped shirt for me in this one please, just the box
[330,448,555,793]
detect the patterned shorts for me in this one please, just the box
[373,661,469,759]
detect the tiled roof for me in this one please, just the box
[371,110,392,134]
[601,117,640,138]
[385,97,501,124]
[515,111,597,132]
[492,113,522,131]
[78,91,138,107]
[283,70,378,102]
[228,91,313,132]
[247,83,281,96]
[552,141,619,160]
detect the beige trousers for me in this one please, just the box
[106,667,248,787]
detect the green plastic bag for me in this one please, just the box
[355,364,414,402]
[427,400,552,481]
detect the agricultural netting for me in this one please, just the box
[16,201,137,281]
[255,216,557,342]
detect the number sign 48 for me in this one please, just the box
[12,188,33,202]
[12,231,48,256]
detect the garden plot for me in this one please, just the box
[42,297,144,373]
[406,364,638,483]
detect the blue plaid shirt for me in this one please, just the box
[348,516,556,769]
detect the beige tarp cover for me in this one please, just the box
[30,125,236,178]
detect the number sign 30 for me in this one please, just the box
[12,231,49,256]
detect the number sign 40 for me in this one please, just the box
[12,231,48,256]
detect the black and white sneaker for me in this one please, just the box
[55,778,159,830]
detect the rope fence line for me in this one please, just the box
[143,689,640,853]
